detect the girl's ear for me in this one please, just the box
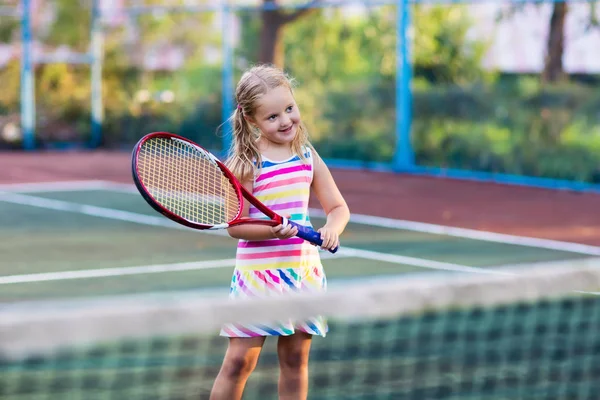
[243,115,255,125]
[244,115,260,132]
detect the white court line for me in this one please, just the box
[94,181,600,257]
[493,256,600,269]
[0,180,110,193]
[0,180,595,294]
[0,259,238,285]
[0,249,479,286]
[4,179,600,256]
[339,248,512,275]
[0,190,220,232]
[0,190,484,280]
[311,210,600,257]
[0,251,350,285]
[1,180,596,274]
[5,251,595,287]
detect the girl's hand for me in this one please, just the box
[317,226,340,251]
[271,216,298,240]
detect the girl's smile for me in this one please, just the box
[278,123,295,135]
[248,86,301,147]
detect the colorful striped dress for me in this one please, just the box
[220,146,328,338]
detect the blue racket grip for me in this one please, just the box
[286,219,338,254]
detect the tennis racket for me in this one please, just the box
[131,132,338,253]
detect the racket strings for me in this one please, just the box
[137,138,240,225]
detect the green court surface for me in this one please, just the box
[0,184,593,303]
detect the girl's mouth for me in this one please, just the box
[279,124,294,134]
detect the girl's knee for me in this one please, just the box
[279,349,309,371]
[222,354,259,379]
[278,333,312,372]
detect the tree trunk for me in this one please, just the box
[259,4,284,67]
[542,2,568,83]
[258,0,319,68]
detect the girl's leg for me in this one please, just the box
[277,332,313,400]
[210,336,266,400]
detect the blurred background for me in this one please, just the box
[1,1,600,399]
[1,0,600,184]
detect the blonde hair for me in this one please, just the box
[225,64,312,182]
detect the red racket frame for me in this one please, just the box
[132,132,336,253]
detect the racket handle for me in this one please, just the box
[286,220,338,254]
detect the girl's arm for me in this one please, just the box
[227,179,298,241]
[311,150,351,249]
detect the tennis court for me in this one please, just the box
[2,168,600,399]
[2,149,600,400]
[1,179,597,304]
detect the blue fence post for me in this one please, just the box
[221,1,234,156]
[20,0,35,150]
[90,0,104,148]
[393,0,414,171]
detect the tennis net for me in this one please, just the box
[1,258,600,400]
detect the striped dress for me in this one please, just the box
[220,147,328,338]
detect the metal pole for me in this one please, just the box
[90,0,104,147]
[221,2,234,155]
[20,0,35,150]
[393,0,414,171]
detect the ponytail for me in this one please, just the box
[225,107,262,182]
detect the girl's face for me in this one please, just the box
[249,86,301,147]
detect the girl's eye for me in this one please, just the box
[268,115,277,121]
[286,106,293,113]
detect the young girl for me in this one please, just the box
[209,65,350,400]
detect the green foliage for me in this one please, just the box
[0,60,20,113]
[0,18,19,43]
[135,3,218,48]
[0,2,223,149]
[276,5,494,165]
[234,11,262,67]
[413,5,495,84]
[42,0,91,51]
[1,2,599,183]
[308,79,397,163]
[413,81,600,182]
[284,8,396,82]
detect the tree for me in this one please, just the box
[258,0,321,67]
[43,0,90,51]
[413,5,492,84]
[501,1,599,83]
[542,2,568,83]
